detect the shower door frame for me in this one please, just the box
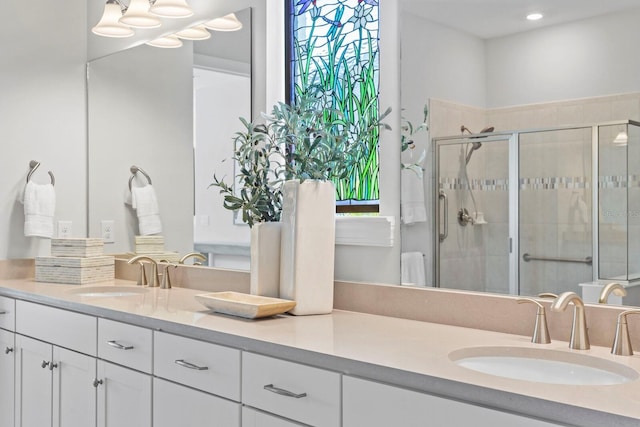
[431,122,636,294]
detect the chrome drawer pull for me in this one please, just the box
[174,359,208,371]
[5,347,13,354]
[0,311,6,315]
[107,340,134,351]
[263,384,307,399]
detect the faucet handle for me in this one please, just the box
[161,264,178,289]
[516,298,551,344]
[611,309,640,356]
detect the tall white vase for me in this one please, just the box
[279,180,335,315]
[250,222,281,298]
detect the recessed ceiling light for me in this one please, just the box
[527,13,543,21]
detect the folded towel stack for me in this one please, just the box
[22,181,56,238]
[131,184,162,236]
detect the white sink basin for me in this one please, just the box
[449,346,638,386]
[67,285,149,298]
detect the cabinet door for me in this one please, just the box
[52,347,96,427]
[242,407,304,427]
[0,329,15,427]
[153,378,240,427]
[96,361,151,427]
[343,376,562,427]
[15,335,52,427]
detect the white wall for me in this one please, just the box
[0,0,87,259]
[87,45,194,255]
[486,8,640,108]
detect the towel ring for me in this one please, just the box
[128,165,152,191]
[26,160,55,186]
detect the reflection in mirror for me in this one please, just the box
[399,1,640,306]
[87,8,251,266]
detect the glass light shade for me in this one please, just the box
[149,0,194,18]
[613,131,628,146]
[92,1,135,38]
[119,0,161,28]
[175,25,211,40]
[203,13,243,32]
[146,35,183,48]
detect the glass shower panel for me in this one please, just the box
[628,123,640,280]
[437,137,510,293]
[598,124,629,281]
[519,128,593,297]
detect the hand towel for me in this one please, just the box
[401,168,427,224]
[22,181,56,238]
[131,184,162,235]
[401,252,426,287]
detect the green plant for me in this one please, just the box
[211,88,390,227]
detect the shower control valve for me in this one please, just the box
[458,208,475,226]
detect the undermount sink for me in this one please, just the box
[67,285,149,298]
[449,346,639,386]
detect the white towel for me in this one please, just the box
[131,184,162,235]
[401,168,427,224]
[401,252,426,287]
[22,181,56,238]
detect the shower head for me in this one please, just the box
[460,125,495,137]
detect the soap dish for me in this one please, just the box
[195,291,296,319]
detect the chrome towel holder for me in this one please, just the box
[128,165,152,191]
[26,160,55,186]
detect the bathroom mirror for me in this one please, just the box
[87,5,252,261]
[398,0,640,304]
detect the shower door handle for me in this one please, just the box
[439,190,448,242]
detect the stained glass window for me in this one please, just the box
[288,0,380,207]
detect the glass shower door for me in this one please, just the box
[518,127,594,297]
[435,136,511,294]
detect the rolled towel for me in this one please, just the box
[22,181,56,238]
[131,184,162,235]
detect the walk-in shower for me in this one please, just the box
[434,120,640,298]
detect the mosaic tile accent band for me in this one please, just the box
[439,175,640,191]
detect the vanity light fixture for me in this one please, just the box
[149,0,194,18]
[119,0,161,28]
[146,34,183,48]
[526,12,544,21]
[613,131,628,146]
[204,13,243,32]
[92,0,135,38]
[175,24,211,40]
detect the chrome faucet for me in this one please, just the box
[550,292,590,350]
[161,264,178,289]
[598,282,627,304]
[516,298,551,344]
[127,255,160,287]
[611,309,640,356]
[179,252,207,265]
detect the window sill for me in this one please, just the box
[335,216,395,247]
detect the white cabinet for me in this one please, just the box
[98,318,152,374]
[0,296,15,331]
[96,360,151,427]
[242,352,341,427]
[343,376,562,427]
[14,335,96,427]
[153,378,240,427]
[0,329,15,427]
[242,407,305,427]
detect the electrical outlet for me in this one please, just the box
[101,220,115,243]
[57,221,72,238]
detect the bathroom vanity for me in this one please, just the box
[0,279,639,427]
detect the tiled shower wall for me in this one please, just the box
[429,93,640,294]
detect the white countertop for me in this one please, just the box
[2,279,640,426]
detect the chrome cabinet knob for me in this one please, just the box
[4,347,13,354]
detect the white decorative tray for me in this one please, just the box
[195,291,296,319]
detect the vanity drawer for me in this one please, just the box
[242,352,341,427]
[15,300,96,356]
[153,331,240,401]
[98,319,152,373]
[0,296,15,331]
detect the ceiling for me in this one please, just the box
[400,0,640,39]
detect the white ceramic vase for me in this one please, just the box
[250,222,282,298]
[279,180,335,315]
